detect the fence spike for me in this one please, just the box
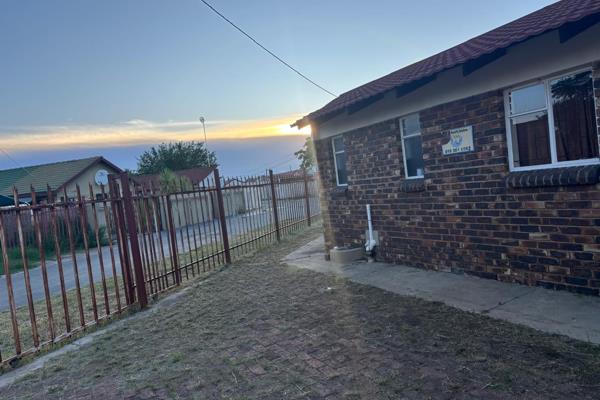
[63,185,85,326]
[76,184,99,321]
[11,185,40,347]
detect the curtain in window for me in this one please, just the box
[552,72,599,162]
[515,117,551,166]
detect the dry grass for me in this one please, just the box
[1,221,600,399]
[0,217,305,368]
[0,274,128,365]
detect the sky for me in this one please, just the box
[0,0,555,176]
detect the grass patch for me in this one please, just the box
[0,226,109,276]
[3,220,599,399]
[0,216,318,372]
[0,246,42,275]
[0,271,128,367]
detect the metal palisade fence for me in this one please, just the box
[0,168,320,366]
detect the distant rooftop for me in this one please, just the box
[0,156,122,197]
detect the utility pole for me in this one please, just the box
[199,116,207,148]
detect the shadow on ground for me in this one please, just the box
[1,222,600,399]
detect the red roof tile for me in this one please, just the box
[297,0,600,127]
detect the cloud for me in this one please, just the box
[0,114,311,151]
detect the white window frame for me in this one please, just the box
[504,67,600,172]
[332,136,348,186]
[399,113,425,179]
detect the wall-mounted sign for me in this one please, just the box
[442,126,474,155]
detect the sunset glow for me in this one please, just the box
[0,114,311,151]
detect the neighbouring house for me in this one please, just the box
[295,0,600,295]
[0,156,124,231]
[0,156,123,203]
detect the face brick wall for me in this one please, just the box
[314,65,600,295]
[596,62,600,151]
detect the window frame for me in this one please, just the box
[504,67,600,172]
[399,113,425,179]
[331,135,348,187]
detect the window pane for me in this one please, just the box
[511,112,551,167]
[551,71,599,162]
[510,83,546,115]
[402,114,420,136]
[404,135,424,177]
[335,152,348,185]
[333,136,345,152]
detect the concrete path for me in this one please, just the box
[284,236,600,345]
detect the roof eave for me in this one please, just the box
[292,117,309,129]
[296,4,600,129]
[55,156,124,194]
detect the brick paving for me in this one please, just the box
[1,224,600,399]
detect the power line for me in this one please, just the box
[245,152,299,176]
[0,148,34,177]
[265,156,299,173]
[198,0,338,98]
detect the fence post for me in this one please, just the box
[213,169,231,264]
[268,169,281,241]
[164,194,181,285]
[108,176,135,305]
[119,173,148,308]
[303,169,311,227]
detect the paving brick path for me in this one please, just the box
[1,224,599,399]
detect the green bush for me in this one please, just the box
[0,245,41,274]
[0,224,109,275]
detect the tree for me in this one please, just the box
[158,169,193,194]
[294,137,316,171]
[137,141,217,175]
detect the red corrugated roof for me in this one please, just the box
[297,0,600,127]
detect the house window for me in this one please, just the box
[400,113,424,178]
[506,69,599,171]
[332,136,348,186]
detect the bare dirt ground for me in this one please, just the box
[1,223,599,399]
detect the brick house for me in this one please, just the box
[295,0,600,295]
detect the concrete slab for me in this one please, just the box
[488,287,600,344]
[283,236,600,344]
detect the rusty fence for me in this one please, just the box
[0,169,320,366]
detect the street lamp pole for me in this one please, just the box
[199,117,207,148]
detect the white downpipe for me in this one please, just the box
[365,204,376,253]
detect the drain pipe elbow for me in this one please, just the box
[365,204,376,254]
